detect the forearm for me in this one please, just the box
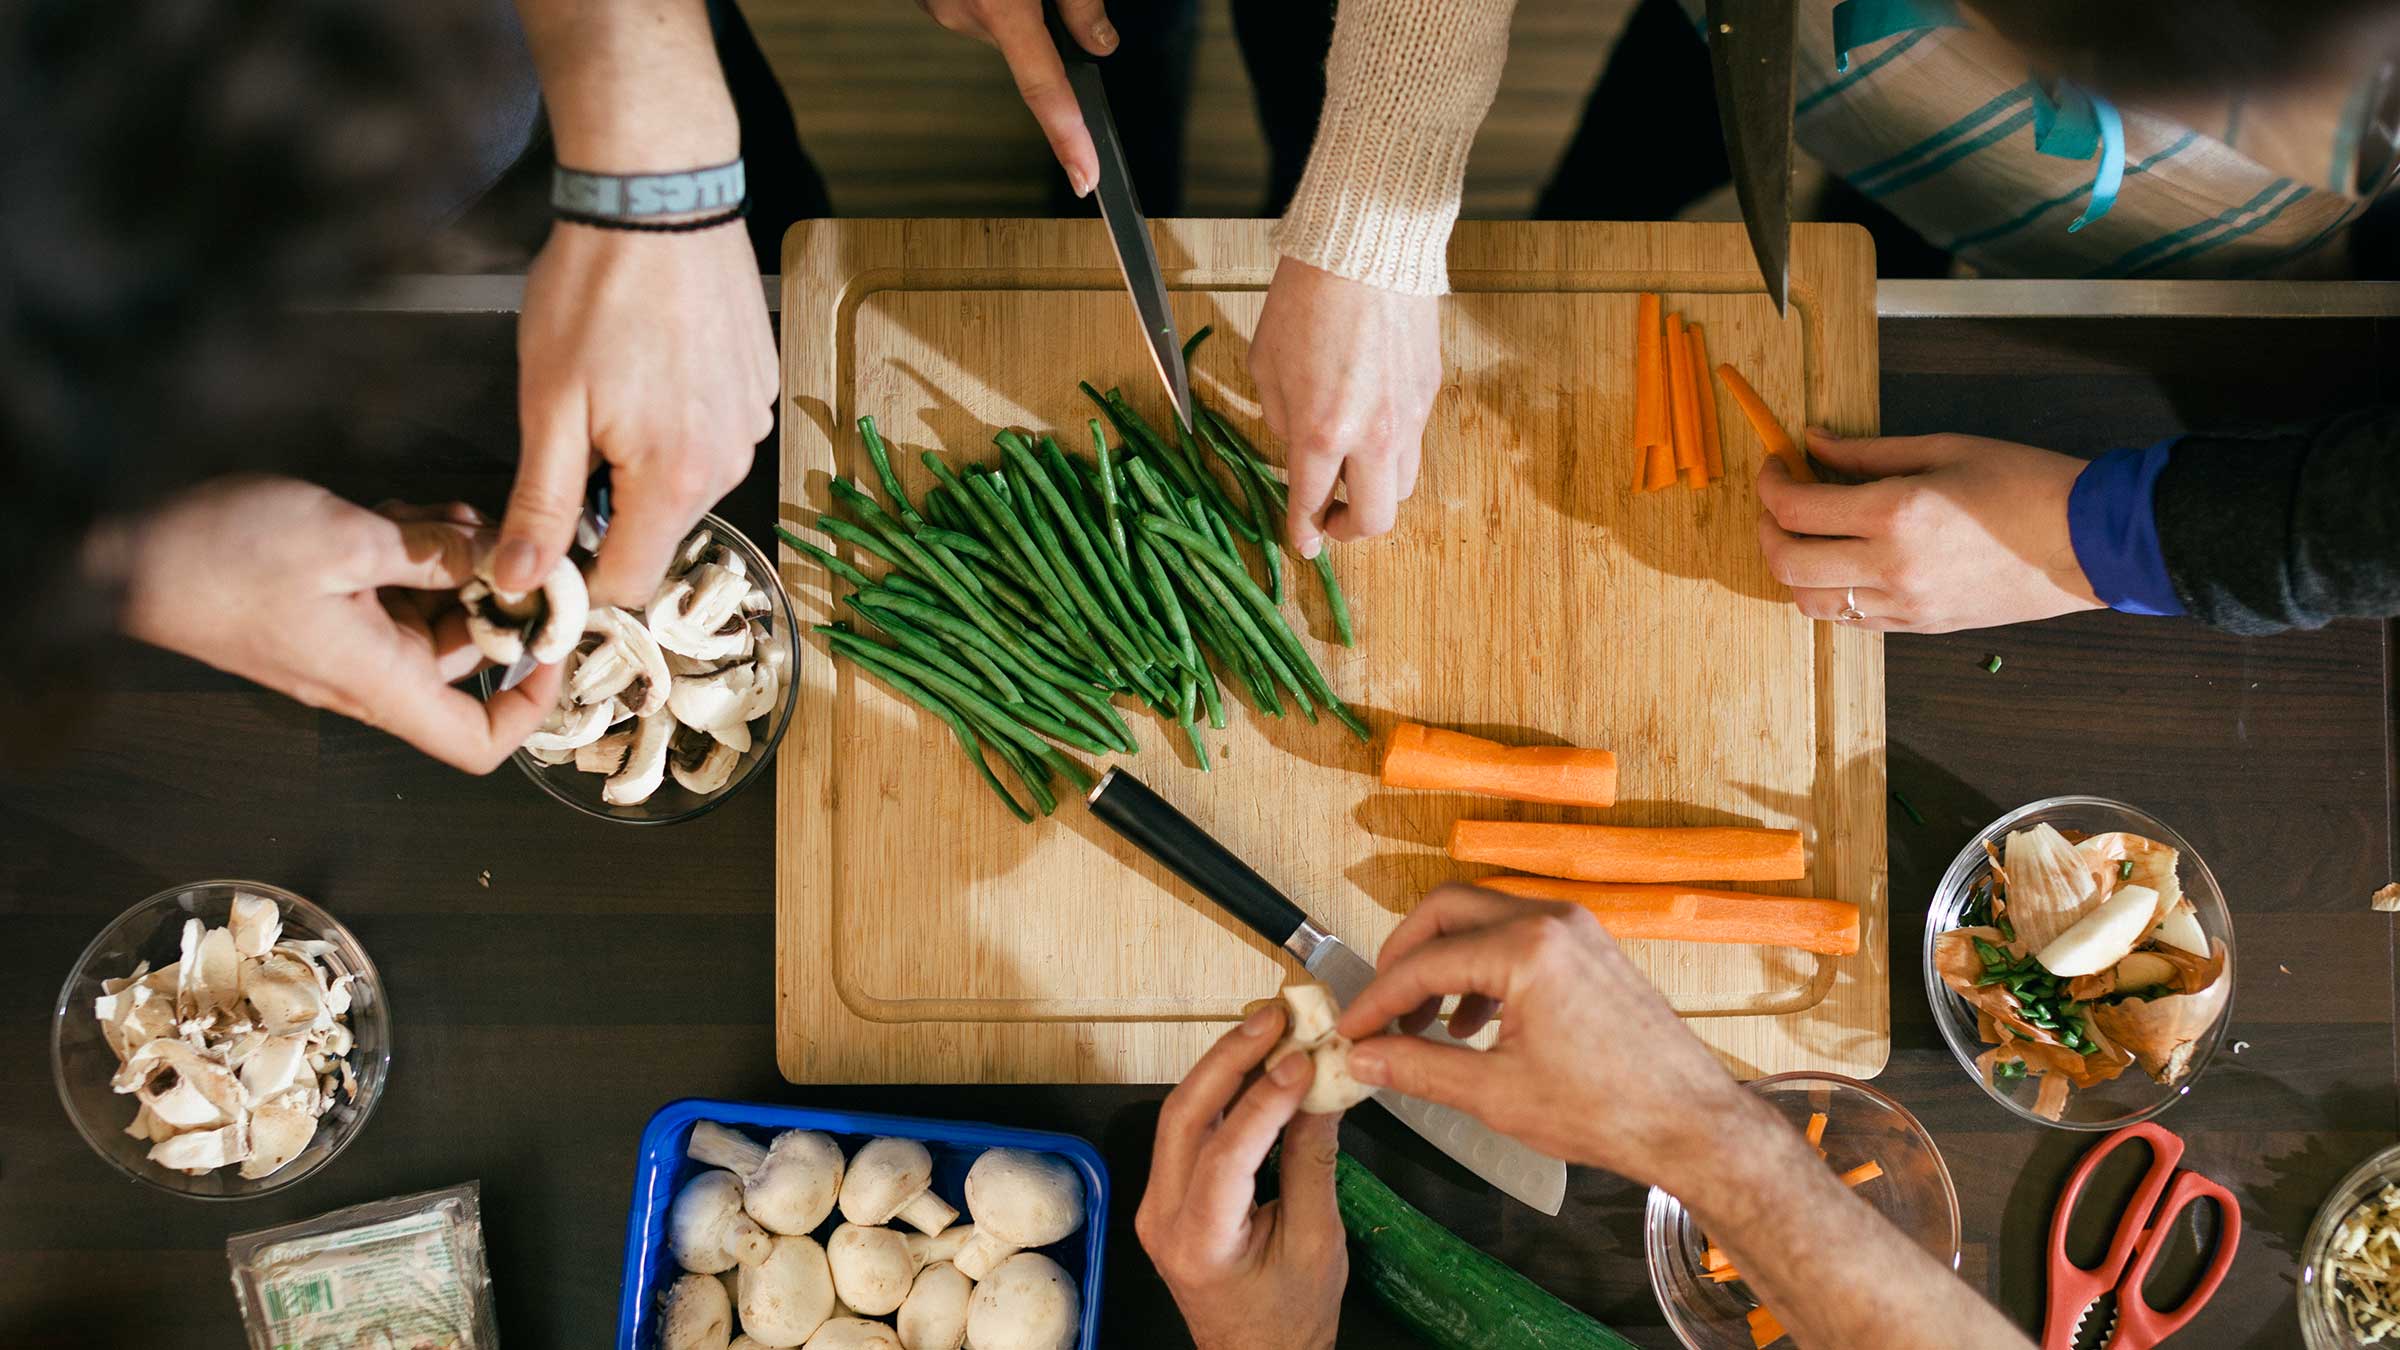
[1272,0,1517,295]
[514,0,735,171]
[1673,1102,2030,1350]
[2153,406,2400,633]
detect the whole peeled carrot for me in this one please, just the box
[1380,723,1618,808]
[1633,293,1668,453]
[1477,875,1860,956]
[1717,362,1814,482]
[1687,322,1724,480]
[1450,820,1804,883]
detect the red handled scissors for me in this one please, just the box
[2040,1122,2241,1350]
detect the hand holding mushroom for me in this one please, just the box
[1134,1003,1348,1350]
[110,478,562,773]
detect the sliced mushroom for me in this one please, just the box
[671,666,759,753]
[571,607,673,718]
[576,730,635,776]
[243,951,328,1034]
[524,697,616,754]
[605,711,675,805]
[228,894,281,958]
[462,547,590,666]
[651,555,755,660]
[238,1032,311,1105]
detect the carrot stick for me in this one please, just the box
[1841,1159,1885,1188]
[1704,1244,1733,1272]
[1749,1305,1786,1348]
[1665,312,1702,486]
[1476,876,1861,956]
[1642,442,1677,492]
[1633,294,1669,455]
[1706,1267,1745,1283]
[1804,1112,1828,1149]
[1688,323,1724,481]
[1381,723,1618,808]
[1451,821,1805,884]
[1717,362,1814,482]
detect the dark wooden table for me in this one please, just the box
[1,307,2391,1348]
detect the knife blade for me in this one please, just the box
[1049,12,1194,431]
[1087,768,1569,1215]
[496,492,609,692]
[1705,0,1797,315]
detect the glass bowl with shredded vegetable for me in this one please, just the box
[1644,1072,1960,1350]
[2301,1142,2400,1347]
[1925,797,2236,1130]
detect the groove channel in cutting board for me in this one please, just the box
[778,219,1886,1085]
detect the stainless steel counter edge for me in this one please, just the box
[337,274,2400,318]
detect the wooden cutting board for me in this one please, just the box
[776,219,1885,1085]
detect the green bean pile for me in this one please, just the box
[779,339,1364,823]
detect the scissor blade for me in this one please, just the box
[1307,939,1570,1216]
[1063,61,1193,431]
[1705,0,1796,315]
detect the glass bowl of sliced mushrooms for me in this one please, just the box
[51,880,389,1198]
[477,511,799,825]
[1924,797,2234,1130]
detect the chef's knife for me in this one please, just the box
[1087,768,1569,1216]
[1705,0,1797,316]
[1047,9,1194,431]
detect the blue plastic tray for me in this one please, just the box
[616,1097,1109,1349]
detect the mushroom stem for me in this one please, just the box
[897,1190,961,1237]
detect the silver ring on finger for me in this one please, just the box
[1836,587,1866,624]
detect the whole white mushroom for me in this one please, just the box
[804,1318,904,1350]
[671,1170,772,1274]
[953,1151,1084,1282]
[840,1137,959,1235]
[688,1122,845,1235]
[661,1271,735,1350]
[897,1261,974,1350]
[740,1234,837,1349]
[965,1252,1079,1350]
[826,1222,922,1317]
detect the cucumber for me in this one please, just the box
[1336,1154,1639,1350]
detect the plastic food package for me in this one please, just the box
[227,1181,498,1350]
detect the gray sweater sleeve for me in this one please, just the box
[2154,406,2400,634]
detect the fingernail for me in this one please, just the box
[496,537,538,589]
[1240,1006,1278,1037]
[1298,535,1322,561]
[1347,1044,1386,1085]
[1271,1051,1310,1085]
[1075,169,1095,199]
[1804,426,1836,447]
[1092,19,1118,49]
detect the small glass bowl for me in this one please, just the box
[1924,796,2235,1130]
[51,880,390,1199]
[1647,1073,1960,1349]
[2300,1142,2400,1348]
[481,512,800,825]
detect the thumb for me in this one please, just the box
[502,381,592,593]
[1346,1035,1497,1115]
[1053,0,1118,54]
[1802,427,1951,480]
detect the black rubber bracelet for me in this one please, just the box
[553,201,748,234]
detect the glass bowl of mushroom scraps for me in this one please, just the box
[480,511,800,825]
[51,880,390,1198]
[2300,1141,2400,1347]
[1924,797,2234,1129]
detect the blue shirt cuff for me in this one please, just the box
[2067,439,2184,617]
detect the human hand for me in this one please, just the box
[114,477,562,772]
[919,0,1118,194]
[1137,1004,1347,1350]
[1756,429,2103,633]
[1334,886,1759,1198]
[505,221,775,608]
[1249,257,1442,557]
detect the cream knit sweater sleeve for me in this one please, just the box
[1270,0,1519,296]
